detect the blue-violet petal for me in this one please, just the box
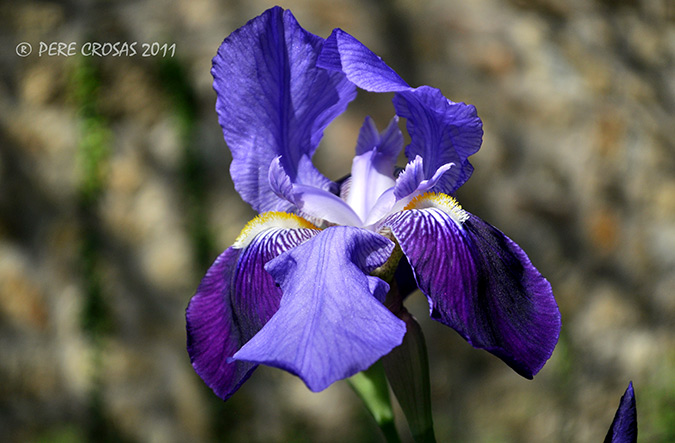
[212,6,356,212]
[384,204,560,378]
[346,117,402,222]
[186,218,318,400]
[604,382,637,443]
[393,88,482,194]
[317,28,482,194]
[269,157,363,226]
[318,28,409,92]
[233,226,407,392]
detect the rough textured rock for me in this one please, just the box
[1,0,673,441]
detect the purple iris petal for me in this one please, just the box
[605,382,637,443]
[269,157,363,226]
[318,28,410,92]
[393,88,483,194]
[393,156,454,201]
[212,7,356,213]
[233,226,407,392]
[186,224,318,400]
[345,117,402,221]
[186,249,249,401]
[317,28,483,194]
[384,208,560,378]
[354,116,402,157]
[363,156,453,226]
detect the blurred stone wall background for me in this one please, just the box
[1,0,673,441]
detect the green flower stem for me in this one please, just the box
[383,283,437,443]
[348,361,401,443]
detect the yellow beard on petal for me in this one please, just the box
[404,192,469,225]
[233,212,319,249]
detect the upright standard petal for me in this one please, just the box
[604,382,638,443]
[383,194,560,378]
[318,28,410,92]
[233,226,407,392]
[345,117,402,221]
[213,7,356,212]
[318,28,483,194]
[186,213,319,400]
[393,88,483,194]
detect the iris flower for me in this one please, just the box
[186,6,561,401]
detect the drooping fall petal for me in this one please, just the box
[186,213,318,400]
[233,226,407,391]
[384,196,560,378]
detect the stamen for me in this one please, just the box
[233,212,318,249]
[404,192,469,224]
